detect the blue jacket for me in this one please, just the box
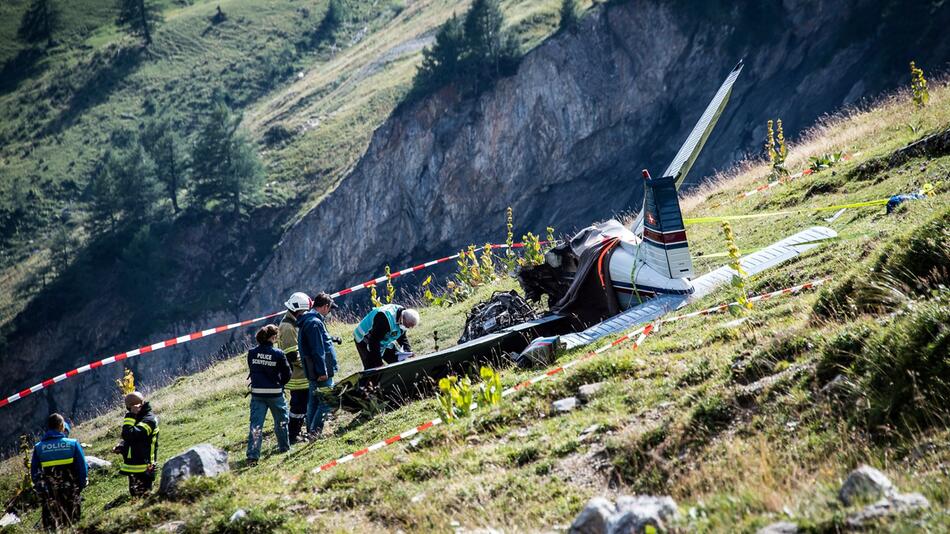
[247,343,291,396]
[297,310,338,381]
[31,430,88,490]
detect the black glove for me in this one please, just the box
[331,336,342,345]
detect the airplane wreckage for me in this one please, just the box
[332,61,837,412]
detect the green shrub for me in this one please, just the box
[212,506,287,534]
[814,208,949,321]
[731,333,813,384]
[854,294,949,431]
[815,320,876,382]
[396,457,451,482]
[689,393,735,434]
[607,424,669,491]
[169,473,231,503]
[506,444,541,466]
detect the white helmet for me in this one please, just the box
[284,292,312,313]
[401,308,420,328]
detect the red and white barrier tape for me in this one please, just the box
[0,311,283,408]
[1,242,548,409]
[330,242,545,298]
[738,169,811,199]
[309,277,830,474]
[738,154,853,199]
[312,327,655,474]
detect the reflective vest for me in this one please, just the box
[353,304,402,349]
[279,313,309,391]
[32,431,87,489]
[120,410,159,474]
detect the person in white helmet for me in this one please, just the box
[278,292,313,444]
[353,304,420,369]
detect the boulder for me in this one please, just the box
[608,495,678,534]
[553,397,580,413]
[85,455,112,471]
[839,465,894,506]
[159,444,229,496]
[756,521,799,534]
[569,497,616,534]
[845,492,930,528]
[577,382,607,402]
[155,520,186,533]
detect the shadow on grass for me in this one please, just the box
[0,47,47,96]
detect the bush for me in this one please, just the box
[731,332,814,384]
[812,207,949,321]
[689,393,735,435]
[169,473,231,503]
[212,506,287,534]
[854,294,949,432]
[815,320,876,383]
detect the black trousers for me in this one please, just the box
[355,340,398,370]
[128,470,155,497]
[288,388,310,442]
[40,485,81,531]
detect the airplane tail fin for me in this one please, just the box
[640,170,694,279]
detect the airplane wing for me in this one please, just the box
[691,226,837,298]
[633,60,744,234]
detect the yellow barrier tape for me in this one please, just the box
[683,198,890,225]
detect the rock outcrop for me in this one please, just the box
[240,0,950,323]
[159,444,230,497]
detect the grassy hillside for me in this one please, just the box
[1,68,949,534]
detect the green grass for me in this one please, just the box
[2,15,950,534]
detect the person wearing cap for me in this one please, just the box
[246,324,292,463]
[296,292,338,437]
[279,292,313,444]
[112,392,159,497]
[32,413,88,531]
[353,304,420,370]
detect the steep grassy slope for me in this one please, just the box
[1,79,948,532]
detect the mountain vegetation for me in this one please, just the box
[1,76,947,532]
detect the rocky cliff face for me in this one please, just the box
[241,0,950,313]
[2,0,949,449]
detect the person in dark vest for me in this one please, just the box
[353,304,420,369]
[113,391,159,497]
[278,292,313,444]
[297,292,338,437]
[246,324,291,463]
[32,413,88,531]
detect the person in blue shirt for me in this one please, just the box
[31,413,88,531]
[246,324,292,464]
[297,292,338,437]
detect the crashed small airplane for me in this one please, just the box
[333,60,837,412]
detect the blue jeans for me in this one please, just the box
[306,379,333,436]
[247,394,290,460]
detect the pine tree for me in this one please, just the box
[116,0,162,46]
[18,0,59,47]
[111,143,163,224]
[143,118,189,214]
[50,222,77,272]
[413,14,464,93]
[558,0,578,32]
[461,0,519,92]
[191,101,264,216]
[88,152,122,234]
